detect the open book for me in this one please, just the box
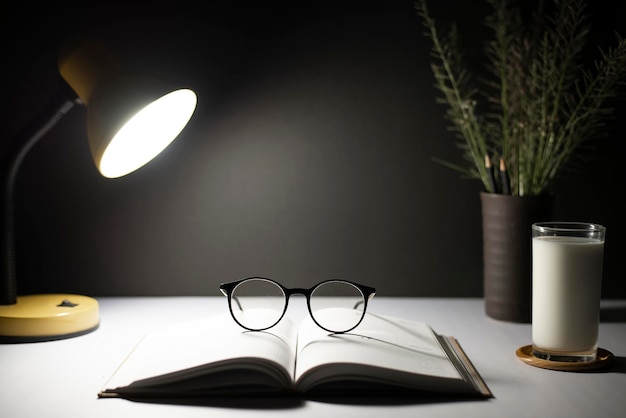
[98,310,492,399]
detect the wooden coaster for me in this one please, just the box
[516,345,614,371]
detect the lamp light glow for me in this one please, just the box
[99,88,197,178]
[0,38,197,342]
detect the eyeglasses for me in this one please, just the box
[219,277,376,333]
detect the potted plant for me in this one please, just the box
[416,0,626,321]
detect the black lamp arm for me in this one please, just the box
[1,89,82,305]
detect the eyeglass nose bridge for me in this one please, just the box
[283,287,341,332]
[282,287,313,306]
[284,287,309,296]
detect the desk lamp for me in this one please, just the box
[0,39,197,342]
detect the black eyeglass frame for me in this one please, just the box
[219,277,376,333]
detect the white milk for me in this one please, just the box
[532,236,604,355]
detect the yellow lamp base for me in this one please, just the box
[0,294,99,343]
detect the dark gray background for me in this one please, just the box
[2,0,624,298]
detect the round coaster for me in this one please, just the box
[516,345,614,371]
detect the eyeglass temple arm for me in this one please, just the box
[352,291,376,309]
[220,288,244,312]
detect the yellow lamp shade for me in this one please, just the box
[85,76,197,178]
[59,38,197,178]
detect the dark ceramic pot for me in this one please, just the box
[480,192,554,323]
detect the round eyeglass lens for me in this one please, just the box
[230,278,286,330]
[309,281,366,332]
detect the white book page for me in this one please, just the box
[294,310,463,384]
[102,312,299,391]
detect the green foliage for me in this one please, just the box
[416,0,626,196]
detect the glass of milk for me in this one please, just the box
[531,222,606,362]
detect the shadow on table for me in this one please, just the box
[118,392,490,409]
[307,393,491,406]
[605,356,626,374]
[599,304,626,374]
[118,396,305,409]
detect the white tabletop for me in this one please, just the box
[1,297,625,418]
